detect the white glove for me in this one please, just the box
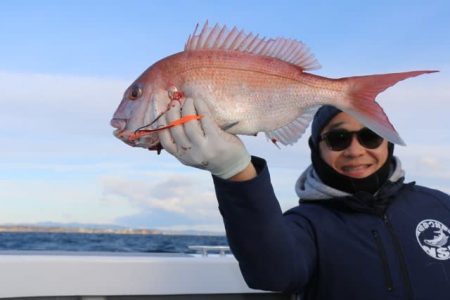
[158,97,251,179]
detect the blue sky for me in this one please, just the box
[1,0,449,232]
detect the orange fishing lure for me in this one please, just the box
[128,114,203,142]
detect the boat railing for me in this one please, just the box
[188,245,231,256]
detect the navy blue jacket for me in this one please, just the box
[213,157,450,300]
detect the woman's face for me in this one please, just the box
[318,112,389,179]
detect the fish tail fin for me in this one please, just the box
[339,70,438,146]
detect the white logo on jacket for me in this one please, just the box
[416,219,450,260]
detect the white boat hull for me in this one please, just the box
[0,251,296,299]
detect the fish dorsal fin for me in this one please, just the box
[265,106,319,146]
[185,21,321,71]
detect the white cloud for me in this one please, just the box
[419,156,448,175]
[100,170,221,223]
[396,144,450,185]
[0,68,448,230]
[0,178,137,224]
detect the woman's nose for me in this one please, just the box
[343,136,365,156]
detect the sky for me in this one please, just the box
[0,0,449,233]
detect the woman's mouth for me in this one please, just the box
[340,164,373,178]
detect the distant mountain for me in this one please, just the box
[0,223,158,235]
[0,222,224,236]
[34,221,129,230]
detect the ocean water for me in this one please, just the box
[0,232,228,254]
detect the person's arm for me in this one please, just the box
[213,156,316,292]
[158,97,316,292]
[229,162,257,181]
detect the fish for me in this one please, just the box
[110,21,437,152]
[424,228,449,248]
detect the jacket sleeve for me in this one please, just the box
[212,156,317,293]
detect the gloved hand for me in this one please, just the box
[158,97,251,179]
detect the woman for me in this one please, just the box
[158,98,450,300]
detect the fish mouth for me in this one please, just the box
[111,118,161,150]
[110,98,164,151]
[110,118,132,143]
[110,118,127,131]
[116,130,161,150]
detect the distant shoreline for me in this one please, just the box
[0,225,225,236]
[0,225,159,235]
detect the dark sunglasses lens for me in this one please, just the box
[325,131,352,151]
[358,128,383,149]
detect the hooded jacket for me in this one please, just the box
[213,156,450,300]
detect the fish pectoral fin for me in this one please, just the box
[222,121,240,132]
[265,106,319,146]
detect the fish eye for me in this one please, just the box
[128,85,143,100]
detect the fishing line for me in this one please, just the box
[134,112,165,134]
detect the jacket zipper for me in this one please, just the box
[383,214,414,300]
[371,230,394,292]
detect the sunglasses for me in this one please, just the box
[319,127,384,151]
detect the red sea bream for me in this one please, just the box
[110,22,436,152]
